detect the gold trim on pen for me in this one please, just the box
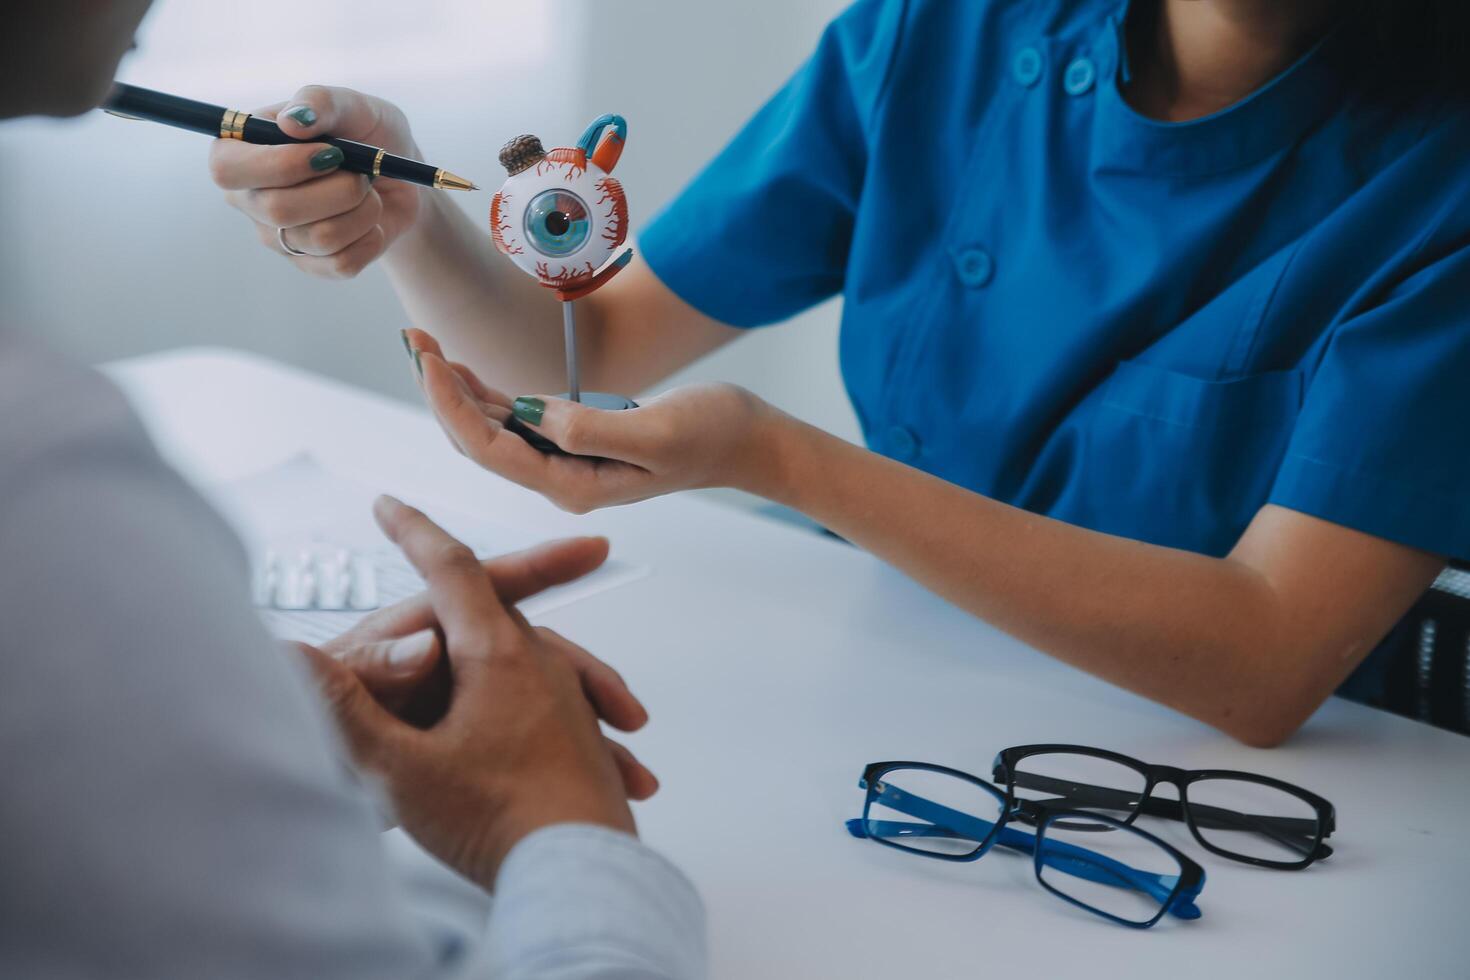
[433,168,478,192]
[220,108,249,140]
[372,148,385,178]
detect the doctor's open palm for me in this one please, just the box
[405,327,785,513]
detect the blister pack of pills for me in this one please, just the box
[251,545,379,612]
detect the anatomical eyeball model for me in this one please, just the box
[490,114,632,302]
[488,114,638,441]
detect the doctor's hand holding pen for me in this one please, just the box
[208,85,737,399]
[209,86,423,279]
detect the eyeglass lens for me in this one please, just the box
[1184,776,1321,863]
[864,767,1003,857]
[1036,815,1184,926]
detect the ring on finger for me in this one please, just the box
[277,226,309,257]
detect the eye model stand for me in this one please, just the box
[489,116,638,454]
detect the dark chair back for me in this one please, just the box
[1375,561,1470,736]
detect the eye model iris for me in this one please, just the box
[524,189,591,257]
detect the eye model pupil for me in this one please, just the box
[523,189,591,257]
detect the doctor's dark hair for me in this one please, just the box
[1342,0,1470,97]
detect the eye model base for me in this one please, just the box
[508,392,639,457]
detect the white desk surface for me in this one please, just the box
[108,348,1469,980]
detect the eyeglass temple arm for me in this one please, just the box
[1008,772,1329,857]
[848,790,1201,918]
[847,817,1197,917]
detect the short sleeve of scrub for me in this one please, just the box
[1270,218,1470,559]
[639,0,906,328]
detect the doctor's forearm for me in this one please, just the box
[384,194,573,393]
[754,419,1346,746]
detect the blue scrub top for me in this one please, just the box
[641,0,1470,694]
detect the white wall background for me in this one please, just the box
[0,0,860,445]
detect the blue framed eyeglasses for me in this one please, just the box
[847,761,1207,929]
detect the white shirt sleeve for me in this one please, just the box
[0,345,705,979]
[488,825,707,980]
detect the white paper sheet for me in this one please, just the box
[209,454,649,643]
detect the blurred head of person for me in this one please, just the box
[0,0,156,119]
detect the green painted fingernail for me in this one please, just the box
[412,349,423,378]
[512,396,545,426]
[400,329,412,355]
[285,104,317,127]
[309,146,344,171]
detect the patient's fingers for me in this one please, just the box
[331,629,445,720]
[324,537,612,647]
[606,737,659,801]
[292,642,410,771]
[535,627,648,732]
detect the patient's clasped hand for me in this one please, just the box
[298,496,658,884]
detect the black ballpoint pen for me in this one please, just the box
[101,82,478,191]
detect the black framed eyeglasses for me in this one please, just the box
[992,744,1336,870]
[846,761,1207,929]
